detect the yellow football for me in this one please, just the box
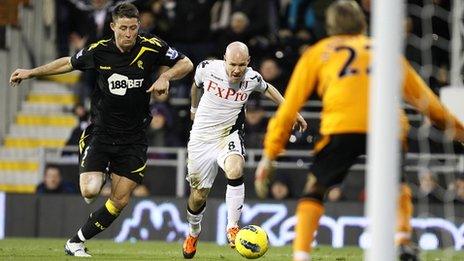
[235,225,269,259]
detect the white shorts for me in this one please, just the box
[187,130,245,189]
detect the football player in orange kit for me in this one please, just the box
[254,1,464,261]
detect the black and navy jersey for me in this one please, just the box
[70,33,184,136]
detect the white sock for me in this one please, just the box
[187,206,205,237]
[77,229,86,242]
[226,183,244,229]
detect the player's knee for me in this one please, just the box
[80,186,100,199]
[81,182,101,198]
[301,174,327,204]
[224,155,244,180]
[80,172,104,199]
[225,165,243,180]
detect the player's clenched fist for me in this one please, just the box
[147,74,170,95]
[9,69,33,87]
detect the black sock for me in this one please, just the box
[187,202,206,215]
[70,200,120,243]
[70,234,83,243]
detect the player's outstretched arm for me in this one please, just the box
[147,57,193,95]
[264,83,308,132]
[9,57,73,87]
[402,59,464,143]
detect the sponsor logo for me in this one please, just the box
[99,66,112,70]
[107,73,144,96]
[115,200,464,250]
[114,200,188,242]
[210,74,224,82]
[206,80,248,101]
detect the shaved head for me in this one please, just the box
[224,41,250,83]
[225,41,249,60]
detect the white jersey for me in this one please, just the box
[190,60,268,141]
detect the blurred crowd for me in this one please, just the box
[45,0,458,200]
[57,0,452,151]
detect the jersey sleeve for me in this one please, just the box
[252,72,268,93]
[193,60,209,88]
[402,58,464,142]
[70,47,95,70]
[157,40,186,67]
[263,45,322,159]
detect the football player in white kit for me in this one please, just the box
[182,41,307,258]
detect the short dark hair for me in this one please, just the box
[112,2,139,22]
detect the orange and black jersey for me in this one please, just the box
[71,33,184,136]
[264,34,464,159]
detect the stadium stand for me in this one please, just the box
[1,1,464,259]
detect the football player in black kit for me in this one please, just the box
[10,2,193,257]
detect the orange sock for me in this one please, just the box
[396,183,413,245]
[293,199,324,254]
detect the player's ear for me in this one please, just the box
[110,22,116,32]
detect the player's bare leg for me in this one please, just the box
[80,171,107,204]
[223,154,245,248]
[183,187,209,259]
[66,174,137,257]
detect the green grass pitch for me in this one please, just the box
[0,238,463,260]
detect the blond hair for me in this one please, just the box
[325,0,367,36]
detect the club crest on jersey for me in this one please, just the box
[107,73,144,96]
[166,47,179,60]
[206,80,248,101]
[240,81,249,90]
[137,60,144,69]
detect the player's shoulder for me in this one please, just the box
[307,37,336,54]
[244,67,264,84]
[301,35,370,60]
[137,32,167,49]
[86,38,113,52]
[196,59,222,72]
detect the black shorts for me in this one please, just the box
[310,134,367,188]
[310,134,406,188]
[79,125,148,184]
